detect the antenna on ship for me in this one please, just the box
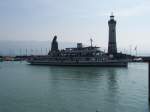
[89,33,94,47]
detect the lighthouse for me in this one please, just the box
[108,14,117,55]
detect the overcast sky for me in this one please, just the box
[0,0,150,54]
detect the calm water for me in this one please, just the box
[0,61,149,112]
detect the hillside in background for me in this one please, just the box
[0,41,149,56]
[0,41,76,56]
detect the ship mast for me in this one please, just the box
[90,38,93,47]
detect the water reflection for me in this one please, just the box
[47,66,123,112]
[0,62,148,112]
[104,69,119,112]
[48,67,101,79]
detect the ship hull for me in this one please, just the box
[28,61,128,67]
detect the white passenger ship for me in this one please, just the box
[28,36,128,67]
